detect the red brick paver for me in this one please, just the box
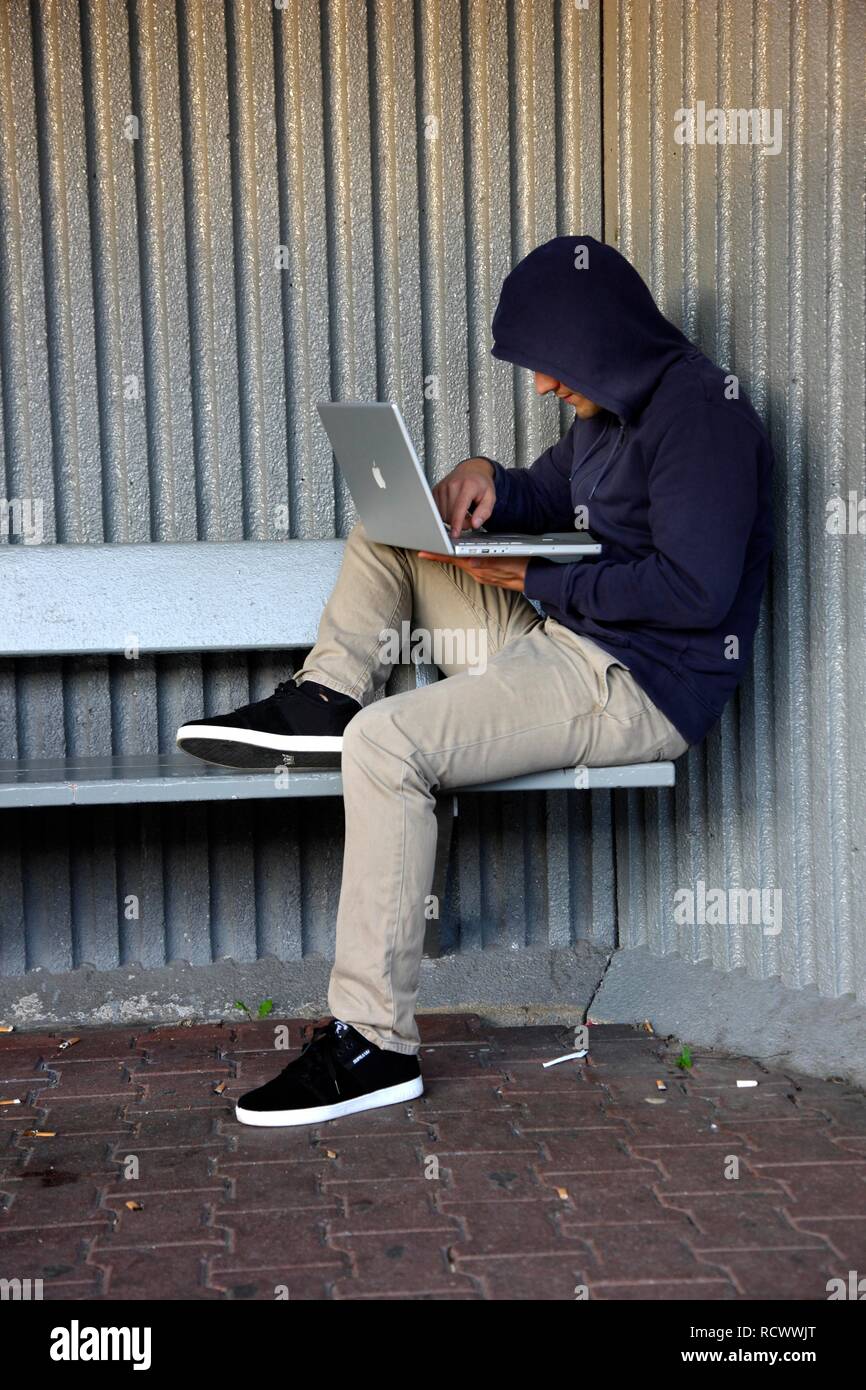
[1,1016,864,1300]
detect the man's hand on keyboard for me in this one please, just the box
[432,458,497,538]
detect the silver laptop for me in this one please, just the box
[317,401,601,559]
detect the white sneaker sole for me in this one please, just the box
[176,724,344,771]
[234,1075,424,1127]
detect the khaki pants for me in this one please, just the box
[297,523,688,1055]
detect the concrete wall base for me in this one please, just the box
[3,942,863,1092]
[589,946,866,1089]
[0,940,609,1033]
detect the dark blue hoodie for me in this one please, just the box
[486,235,774,746]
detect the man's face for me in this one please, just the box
[534,372,603,420]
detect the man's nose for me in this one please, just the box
[535,374,558,395]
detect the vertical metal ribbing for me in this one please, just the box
[606,0,866,1003]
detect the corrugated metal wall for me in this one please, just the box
[605,0,866,1003]
[1,0,863,1008]
[0,0,614,976]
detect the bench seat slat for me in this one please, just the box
[0,753,675,806]
[0,540,346,657]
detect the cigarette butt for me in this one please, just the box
[644,1097,666,1105]
[555,1186,569,1200]
[125,1200,143,1211]
[641,1019,654,1034]
[0,1098,22,1106]
[22,1129,56,1138]
[736,1079,759,1088]
[325,1149,337,1159]
[58,1037,80,1050]
[0,1025,14,1033]
[213,1080,227,1094]
[542,1049,588,1068]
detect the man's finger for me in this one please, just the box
[449,482,480,536]
[434,480,460,518]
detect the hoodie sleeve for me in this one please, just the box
[523,405,758,628]
[485,422,577,533]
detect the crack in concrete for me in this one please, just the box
[584,948,616,1021]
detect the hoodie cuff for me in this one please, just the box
[523,557,567,609]
[487,459,516,526]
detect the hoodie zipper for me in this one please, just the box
[588,422,627,500]
[570,418,627,500]
[569,417,611,484]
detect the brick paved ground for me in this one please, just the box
[1,1014,865,1300]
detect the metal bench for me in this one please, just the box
[0,541,675,808]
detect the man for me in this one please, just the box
[177,235,774,1127]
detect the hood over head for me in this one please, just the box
[491,235,693,423]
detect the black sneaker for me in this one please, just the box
[176,678,360,770]
[234,1019,423,1127]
